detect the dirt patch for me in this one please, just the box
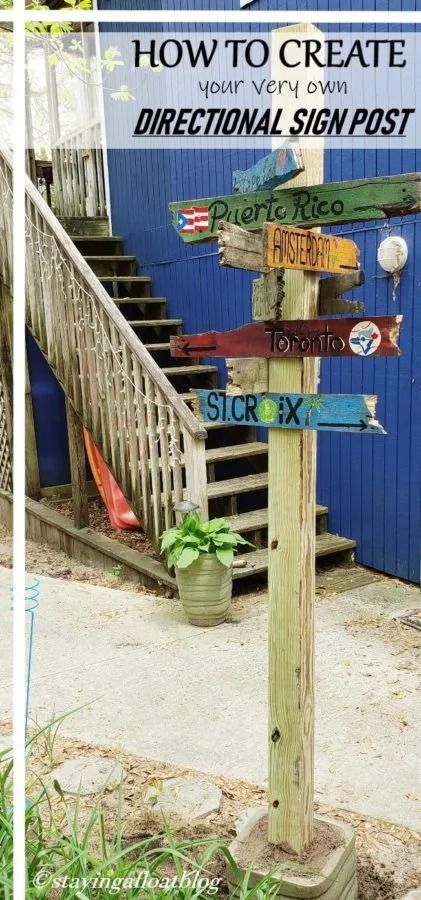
[357,862,397,900]
[233,815,344,872]
[42,496,159,560]
[0,523,162,595]
[344,612,421,656]
[25,734,421,900]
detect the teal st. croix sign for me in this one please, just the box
[194,390,385,434]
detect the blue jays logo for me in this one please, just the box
[349,321,382,356]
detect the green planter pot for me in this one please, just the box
[176,554,233,627]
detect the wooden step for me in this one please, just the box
[59,216,109,236]
[99,276,151,287]
[144,342,171,351]
[162,365,218,378]
[73,235,122,243]
[99,276,152,298]
[205,441,268,465]
[86,256,137,277]
[73,235,124,255]
[99,275,150,282]
[129,319,182,328]
[114,297,166,306]
[227,504,328,534]
[207,472,267,499]
[233,533,357,580]
[85,255,137,263]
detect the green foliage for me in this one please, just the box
[0,714,302,898]
[160,515,253,570]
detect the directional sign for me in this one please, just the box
[170,316,401,360]
[193,390,385,434]
[169,172,421,243]
[264,223,360,275]
[232,146,304,194]
[218,221,268,274]
[318,271,365,316]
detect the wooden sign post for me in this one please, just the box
[169,23,406,880]
[267,22,321,855]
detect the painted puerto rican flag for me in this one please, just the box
[177,206,209,234]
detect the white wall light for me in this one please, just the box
[377,235,408,294]
[377,236,408,273]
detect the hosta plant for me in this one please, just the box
[160,515,253,569]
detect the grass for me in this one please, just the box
[0,717,295,899]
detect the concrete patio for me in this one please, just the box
[1,566,419,831]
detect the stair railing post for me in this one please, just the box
[65,397,89,529]
[182,430,208,522]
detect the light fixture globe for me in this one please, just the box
[377,236,408,274]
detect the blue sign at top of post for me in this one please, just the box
[232,146,305,194]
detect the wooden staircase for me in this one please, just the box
[70,220,357,580]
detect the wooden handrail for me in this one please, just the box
[21,159,206,440]
[51,118,102,148]
[1,144,210,549]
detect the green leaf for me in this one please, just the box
[110,87,135,103]
[175,547,199,569]
[160,530,180,553]
[211,532,238,545]
[216,548,234,568]
[207,518,230,533]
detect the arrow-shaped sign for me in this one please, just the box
[264,223,360,275]
[175,339,217,355]
[169,172,421,243]
[171,317,401,360]
[232,146,304,194]
[193,390,385,434]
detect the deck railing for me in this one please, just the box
[0,377,12,492]
[0,148,13,492]
[0,146,208,548]
[51,121,107,218]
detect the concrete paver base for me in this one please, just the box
[227,811,357,899]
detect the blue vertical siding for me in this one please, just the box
[98,7,421,583]
[99,1,421,11]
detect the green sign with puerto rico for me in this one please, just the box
[169,172,421,243]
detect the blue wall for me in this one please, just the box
[26,330,71,487]
[98,8,421,583]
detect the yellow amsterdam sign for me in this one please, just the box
[264,223,360,275]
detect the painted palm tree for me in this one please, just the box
[303,395,326,426]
